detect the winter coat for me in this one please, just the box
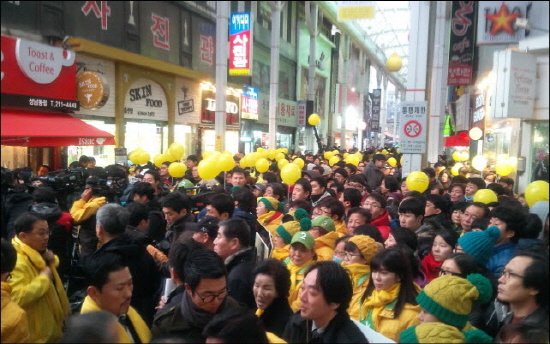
[344,263,371,321]
[81,295,151,344]
[233,208,258,240]
[145,197,166,243]
[9,237,70,343]
[70,196,106,257]
[1,282,29,343]
[314,231,342,261]
[482,298,549,339]
[487,241,516,279]
[283,310,368,343]
[4,191,33,239]
[362,161,384,192]
[311,190,332,207]
[258,297,293,338]
[93,233,162,326]
[226,247,256,309]
[157,212,195,254]
[370,209,392,240]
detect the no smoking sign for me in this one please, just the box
[404,120,422,138]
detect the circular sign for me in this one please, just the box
[404,120,422,138]
[77,71,110,110]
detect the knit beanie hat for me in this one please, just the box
[276,210,312,245]
[400,322,465,343]
[416,274,493,328]
[311,215,335,232]
[348,235,379,264]
[457,225,500,266]
[258,197,281,212]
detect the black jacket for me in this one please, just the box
[226,248,256,309]
[4,190,33,239]
[362,161,384,191]
[145,197,166,243]
[157,212,195,254]
[94,233,162,326]
[482,299,549,338]
[260,297,293,338]
[283,310,368,343]
[232,209,258,240]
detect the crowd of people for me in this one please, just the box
[1,147,548,343]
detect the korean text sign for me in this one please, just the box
[229,12,253,76]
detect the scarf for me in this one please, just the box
[344,263,371,287]
[421,252,442,282]
[181,289,226,328]
[258,211,282,226]
[271,246,289,261]
[11,236,70,325]
[286,258,314,305]
[361,282,401,329]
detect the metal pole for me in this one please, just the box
[340,35,349,150]
[269,1,284,150]
[305,2,318,153]
[215,1,230,152]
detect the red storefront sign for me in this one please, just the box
[229,12,252,76]
[1,35,79,111]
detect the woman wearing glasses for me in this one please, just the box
[358,246,421,342]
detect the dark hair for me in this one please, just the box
[364,246,418,317]
[523,214,543,239]
[294,178,312,194]
[426,194,449,213]
[32,186,57,203]
[343,188,362,208]
[184,249,227,292]
[14,212,45,235]
[497,197,524,213]
[347,174,368,188]
[467,177,486,191]
[514,250,549,307]
[450,201,469,213]
[288,199,312,215]
[489,207,526,242]
[347,207,372,224]
[169,237,204,283]
[266,182,287,202]
[252,259,291,299]
[79,155,90,163]
[335,235,352,247]
[232,187,256,213]
[373,154,386,162]
[304,261,353,313]
[85,251,128,290]
[1,238,17,274]
[367,192,387,209]
[470,217,490,231]
[312,166,325,176]
[161,191,192,213]
[318,197,345,220]
[399,198,425,217]
[220,218,251,248]
[344,164,357,174]
[231,167,247,178]
[445,253,483,277]
[208,193,235,218]
[487,183,507,197]
[435,226,459,249]
[404,191,427,205]
[422,167,436,179]
[389,227,418,252]
[59,311,119,343]
[353,224,383,243]
[383,176,400,193]
[311,176,327,190]
[330,182,345,194]
[187,155,198,163]
[334,168,348,179]
[125,201,149,227]
[131,182,156,201]
[449,182,466,194]
[262,172,278,184]
[499,176,514,187]
[143,169,161,182]
[96,204,129,236]
[202,308,268,343]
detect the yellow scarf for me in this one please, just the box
[271,246,290,261]
[258,211,277,225]
[286,259,314,305]
[255,308,264,317]
[360,282,401,328]
[11,236,70,325]
[344,263,371,287]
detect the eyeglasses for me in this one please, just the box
[195,288,229,303]
[321,208,332,216]
[363,202,381,209]
[344,252,363,260]
[347,183,364,189]
[500,269,524,280]
[438,267,462,277]
[334,250,346,259]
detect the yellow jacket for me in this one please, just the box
[359,282,420,342]
[1,282,29,343]
[271,245,290,261]
[314,231,342,261]
[81,295,152,343]
[335,220,348,235]
[70,196,107,223]
[258,211,283,235]
[9,237,70,343]
[344,263,371,321]
[285,258,314,311]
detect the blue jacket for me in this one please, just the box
[486,241,516,279]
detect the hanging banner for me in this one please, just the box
[337,1,375,21]
[369,89,381,133]
[448,1,476,85]
[241,85,259,120]
[229,12,253,76]
[477,1,527,44]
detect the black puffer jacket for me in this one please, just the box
[4,190,33,239]
[226,247,256,309]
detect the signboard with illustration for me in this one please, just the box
[399,101,428,154]
[175,77,201,124]
[124,78,168,121]
[448,1,476,85]
[75,54,116,118]
[477,1,527,44]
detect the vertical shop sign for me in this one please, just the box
[81,1,111,30]
[399,102,427,154]
[370,89,381,133]
[229,12,253,76]
[241,86,259,120]
[297,100,307,128]
[151,13,170,50]
[448,1,476,85]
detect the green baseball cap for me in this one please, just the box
[311,215,335,233]
[290,231,315,250]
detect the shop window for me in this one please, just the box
[531,122,549,182]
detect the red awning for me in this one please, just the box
[1,110,116,147]
[444,134,470,147]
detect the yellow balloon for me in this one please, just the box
[277,158,289,170]
[282,148,288,154]
[343,153,349,159]
[471,155,488,172]
[308,114,320,126]
[222,150,233,156]
[169,142,185,160]
[219,154,235,172]
[332,150,339,155]
[293,158,305,169]
[324,151,334,160]
[136,151,150,165]
[329,156,340,166]
[198,159,218,180]
[256,158,270,173]
[525,181,549,207]
[495,163,513,176]
[348,156,360,166]
[203,151,215,160]
[267,149,277,160]
[153,154,166,167]
[406,171,429,193]
[460,152,470,161]
[275,152,285,161]
[248,152,260,165]
[451,163,463,176]
[168,162,187,178]
[382,149,389,155]
[129,150,140,165]
[239,155,249,168]
[387,157,397,167]
[257,147,265,152]
[473,189,498,204]
[281,163,301,185]
[452,151,462,161]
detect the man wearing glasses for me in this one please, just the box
[152,249,242,341]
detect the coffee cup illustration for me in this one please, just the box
[16,38,75,84]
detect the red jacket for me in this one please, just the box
[370,209,391,240]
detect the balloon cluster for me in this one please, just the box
[197,151,235,180]
[452,151,469,162]
[323,151,363,167]
[130,143,188,178]
[128,148,151,165]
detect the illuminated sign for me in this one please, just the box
[241,86,258,120]
[229,12,252,76]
